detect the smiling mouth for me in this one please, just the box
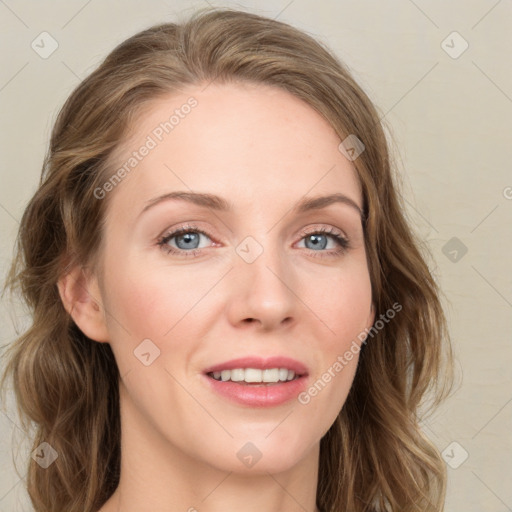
[207,367,303,385]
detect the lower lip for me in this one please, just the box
[203,374,308,407]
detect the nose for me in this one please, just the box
[226,241,297,331]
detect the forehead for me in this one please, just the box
[104,81,362,219]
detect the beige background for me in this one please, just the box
[1,1,511,510]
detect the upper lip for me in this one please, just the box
[203,356,308,376]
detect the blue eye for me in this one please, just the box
[157,225,212,257]
[298,230,349,253]
[157,224,350,259]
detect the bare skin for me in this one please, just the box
[59,81,375,512]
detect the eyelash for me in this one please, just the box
[156,223,350,259]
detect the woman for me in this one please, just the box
[1,7,453,512]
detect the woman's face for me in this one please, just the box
[91,81,374,474]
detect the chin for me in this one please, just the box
[202,432,317,475]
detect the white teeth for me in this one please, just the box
[262,368,279,382]
[245,368,262,382]
[230,368,244,382]
[209,368,299,383]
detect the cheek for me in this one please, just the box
[297,270,369,426]
[309,262,373,346]
[101,254,218,367]
[102,242,372,375]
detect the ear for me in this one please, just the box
[57,265,110,342]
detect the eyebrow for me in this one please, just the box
[138,191,365,221]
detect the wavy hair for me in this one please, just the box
[1,7,453,512]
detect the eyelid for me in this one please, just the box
[156,223,214,251]
[157,222,346,242]
[297,223,346,239]
[156,222,350,258]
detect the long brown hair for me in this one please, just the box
[1,7,454,511]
